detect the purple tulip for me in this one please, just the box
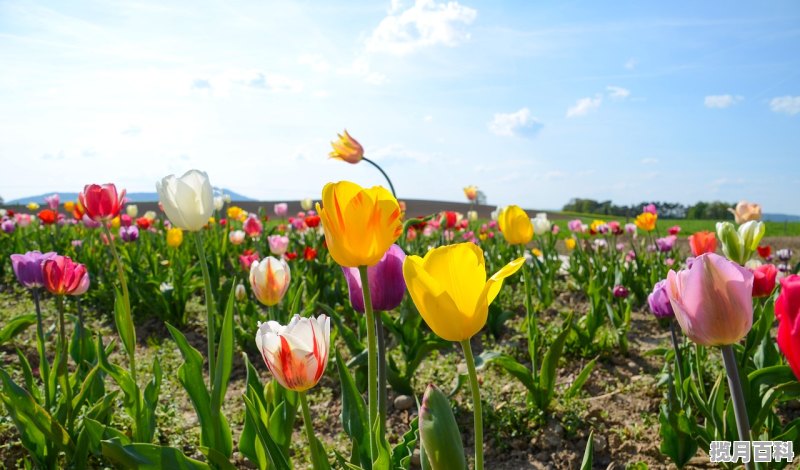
[44,193,60,211]
[119,225,139,243]
[777,248,793,262]
[567,219,584,233]
[1,219,15,234]
[656,235,677,253]
[648,279,674,318]
[613,285,629,298]
[10,251,57,289]
[342,244,406,312]
[625,223,637,236]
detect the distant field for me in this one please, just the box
[552,211,800,237]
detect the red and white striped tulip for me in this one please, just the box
[255,314,330,391]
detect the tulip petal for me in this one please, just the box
[403,254,466,341]
[483,257,526,305]
[421,243,485,316]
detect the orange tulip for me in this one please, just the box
[688,231,717,257]
[634,212,657,232]
[329,130,364,164]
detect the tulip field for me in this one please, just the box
[1,162,800,469]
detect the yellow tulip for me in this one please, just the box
[565,238,577,250]
[329,130,364,164]
[27,202,40,211]
[463,185,478,201]
[317,181,402,267]
[111,216,121,229]
[64,201,75,213]
[227,206,245,221]
[166,227,183,248]
[532,248,543,258]
[403,243,524,341]
[497,205,533,245]
[634,212,657,232]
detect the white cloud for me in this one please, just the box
[624,58,637,70]
[641,157,658,165]
[704,94,742,109]
[366,0,477,55]
[369,143,433,163]
[297,54,330,73]
[606,86,630,99]
[566,96,602,118]
[337,57,386,85]
[488,108,543,137]
[769,96,800,116]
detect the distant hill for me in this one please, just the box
[6,188,255,205]
[763,213,800,222]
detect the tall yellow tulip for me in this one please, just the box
[403,242,523,470]
[317,181,402,267]
[166,227,183,248]
[497,205,533,245]
[403,242,524,341]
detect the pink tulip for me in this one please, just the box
[15,213,32,228]
[274,203,288,218]
[268,235,289,256]
[244,214,263,238]
[255,314,330,391]
[44,194,60,211]
[666,253,754,346]
[229,230,246,246]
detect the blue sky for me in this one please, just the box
[1,0,799,213]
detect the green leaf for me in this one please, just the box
[101,438,212,469]
[0,314,36,345]
[167,323,231,457]
[335,349,371,469]
[391,417,419,470]
[483,353,535,393]
[564,357,597,399]
[580,430,594,470]
[538,314,572,409]
[113,287,136,359]
[242,395,292,470]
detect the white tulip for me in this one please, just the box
[213,195,224,211]
[156,169,214,231]
[126,204,138,218]
[300,198,314,211]
[532,213,551,236]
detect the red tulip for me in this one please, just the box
[668,225,681,236]
[38,209,57,225]
[305,215,321,228]
[136,217,152,230]
[688,231,717,257]
[79,184,125,221]
[304,246,317,261]
[751,264,778,298]
[757,245,771,259]
[442,211,457,229]
[42,255,90,296]
[776,275,800,380]
[285,252,298,261]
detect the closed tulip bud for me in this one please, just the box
[647,279,674,319]
[317,181,402,267]
[497,205,533,245]
[1,219,15,234]
[403,243,524,341]
[166,227,183,248]
[156,169,214,231]
[79,184,125,222]
[467,210,478,222]
[44,194,59,211]
[10,251,57,289]
[532,213,551,236]
[776,275,800,380]
[229,230,245,245]
[126,204,138,218]
[688,231,717,257]
[463,185,478,202]
[235,283,247,302]
[751,264,777,298]
[490,206,504,221]
[728,200,762,225]
[716,222,744,264]
[255,314,330,391]
[274,203,288,218]
[249,256,291,306]
[342,244,405,313]
[613,285,629,298]
[268,235,289,256]
[213,195,224,211]
[329,130,364,164]
[738,220,765,261]
[419,384,467,470]
[27,202,40,211]
[119,225,139,243]
[42,255,90,296]
[300,198,313,211]
[666,253,753,346]
[565,238,576,250]
[244,214,263,238]
[63,201,75,213]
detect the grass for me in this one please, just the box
[551,211,800,236]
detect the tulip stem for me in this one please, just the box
[193,231,217,381]
[55,295,73,433]
[375,311,388,433]
[104,225,142,440]
[358,265,380,462]
[299,391,325,469]
[460,339,483,470]
[721,345,753,469]
[32,289,51,410]
[363,157,396,198]
[669,321,685,402]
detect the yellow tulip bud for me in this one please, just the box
[565,238,577,250]
[111,216,121,229]
[497,205,533,245]
[317,181,402,267]
[166,227,183,248]
[64,201,75,213]
[403,243,524,341]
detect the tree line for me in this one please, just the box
[562,198,735,220]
